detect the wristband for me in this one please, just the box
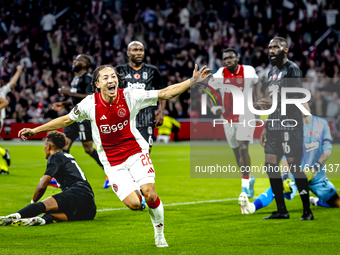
[313,161,322,172]
[30,199,35,204]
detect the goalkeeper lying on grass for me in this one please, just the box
[239,103,340,215]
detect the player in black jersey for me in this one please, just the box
[258,37,313,220]
[52,54,107,187]
[116,41,166,153]
[0,131,96,226]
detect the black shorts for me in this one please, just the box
[138,126,154,147]
[53,182,96,221]
[265,129,303,158]
[63,120,92,142]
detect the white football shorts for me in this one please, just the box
[223,120,255,149]
[104,152,155,201]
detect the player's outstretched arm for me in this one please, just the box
[157,65,211,100]
[9,65,22,88]
[52,100,73,111]
[59,86,92,99]
[18,115,75,140]
[0,97,9,110]
[32,175,52,203]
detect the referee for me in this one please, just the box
[259,37,313,220]
[116,41,166,153]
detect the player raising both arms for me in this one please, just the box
[259,37,312,220]
[239,103,339,213]
[116,41,166,153]
[209,48,260,199]
[52,54,107,188]
[0,65,22,174]
[0,131,96,226]
[19,64,211,247]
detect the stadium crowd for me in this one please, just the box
[0,0,339,138]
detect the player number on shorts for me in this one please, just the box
[78,131,86,140]
[71,160,87,181]
[282,142,291,154]
[140,153,152,166]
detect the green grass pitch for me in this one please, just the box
[0,141,339,255]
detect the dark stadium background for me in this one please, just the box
[0,0,339,141]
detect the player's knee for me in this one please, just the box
[239,143,248,152]
[125,199,142,211]
[143,190,157,203]
[83,146,93,155]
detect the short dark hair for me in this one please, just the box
[77,54,91,69]
[46,131,66,149]
[223,48,239,57]
[91,65,125,93]
[272,37,289,48]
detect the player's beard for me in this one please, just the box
[269,50,285,66]
[72,65,82,73]
[131,57,143,65]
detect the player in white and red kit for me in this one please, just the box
[209,49,259,199]
[18,64,211,247]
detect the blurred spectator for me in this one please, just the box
[0,0,339,141]
[326,92,340,118]
[40,9,56,32]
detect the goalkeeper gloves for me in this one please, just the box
[303,161,321,182]
[282,178,294,193]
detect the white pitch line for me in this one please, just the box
[97,188,340,212]
[97,198,238,212]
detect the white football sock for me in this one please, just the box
[242,178,250,188]
[249,203,256,214]
[148,200,164,236]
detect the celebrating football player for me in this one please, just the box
[18,64,211,247]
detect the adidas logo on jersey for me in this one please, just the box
[148,167,155,173]
[100,115,107,120]
[125,74,132,79]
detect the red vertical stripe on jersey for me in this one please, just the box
[222,65,245,122]
[94,90,142,166]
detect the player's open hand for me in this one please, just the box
[260,127,267,147]
[52,102,64,111]
[192,64,212,82]
[18,128,37,141]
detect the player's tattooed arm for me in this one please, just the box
[158,65,212,100]
[18,115,75,140]
[32,175,52,202]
